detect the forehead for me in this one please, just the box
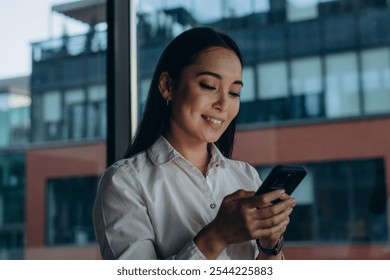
[187,47,242,77]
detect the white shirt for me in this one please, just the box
[93,136,262,259]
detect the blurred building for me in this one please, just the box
[25,0,106,259]
[0,76,30,259]
[1,0,390,259]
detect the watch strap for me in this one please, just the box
[257,235,284,256]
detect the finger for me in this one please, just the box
[223,189,255,203]
[254,217,291,239]
[248,189,288,208]
[253,207,292,228]
[249,196,296,217]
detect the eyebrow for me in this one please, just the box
[196,71,244,87]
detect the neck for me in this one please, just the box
[164,133,211,176]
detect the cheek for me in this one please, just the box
[229,101,240,119]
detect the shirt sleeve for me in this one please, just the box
[92,164,207,260]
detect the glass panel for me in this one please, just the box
[361,47,390,114]
[42,91,62,141]
[325,52,360,118]
[87,85,106,139]
[287,1,318,22]
[46,176,98,246]
[291,57,322,96]
[43,91,61,122]
[139,78,152,116]
[291,56,324,118]
[0,0,106,259]
[258,61,288,99]
[0,153,25,259]
[0,92,30,148]
[240,67,255,102]
[64,89,85,140]
[135,0,390,260]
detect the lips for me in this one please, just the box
[202,115,223,125]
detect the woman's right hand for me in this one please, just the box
[194,189,295,259]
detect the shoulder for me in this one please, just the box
[225,157,257,173]
[98,151,151,192]
[108,149,155,176]
[223,158,261,183]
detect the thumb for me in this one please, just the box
[223,189,255,203]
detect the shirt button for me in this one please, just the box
[210,203,216,209]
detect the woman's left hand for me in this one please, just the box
[256,192,295,249]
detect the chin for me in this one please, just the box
[204,134,223,144]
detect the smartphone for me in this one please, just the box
[255,165,307,203]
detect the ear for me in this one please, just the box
[158,72,173,101]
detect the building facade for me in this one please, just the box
[0,76,30,259]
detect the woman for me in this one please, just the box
[93,27,296,260]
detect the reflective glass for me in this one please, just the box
[0,0,106,259]
[362,47,390,114]
[135,0,390,260]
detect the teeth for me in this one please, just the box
[205,116,222,124]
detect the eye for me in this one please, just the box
[229,91,241,98]
[199,82,216,91]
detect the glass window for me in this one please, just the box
[288,20,321,56]
[87,85,106,139]
[361,47,390,114]
[323,14,356,51]
[291,56,322,96]
[42,91,62,140]
[287,1,318,22]
[325,52,360,118]
[291,56,324,118]
[0,93,31,148]
[0,0,107,259]
[240,67,255,102]
[3,0,388,261]
[258,61,288,99]
[359,8,390,47]
[46,176,98,246]
[0,153,25,259]
[131,0,390,261]
[62,57,85,85]
[43,91,61,122]
[64,89,85,140]
[138,78,152,116]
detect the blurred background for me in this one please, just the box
[0,0,389,259]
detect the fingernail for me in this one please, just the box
[279,189,285,194]
[291,198,297,206]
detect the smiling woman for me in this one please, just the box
[92,27,296,260]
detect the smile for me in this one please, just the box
[202,115,223,125]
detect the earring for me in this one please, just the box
[166,99,170,106]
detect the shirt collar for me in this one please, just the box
[147,136,227,167]
[208,142,227,168]
[147,136,179,165]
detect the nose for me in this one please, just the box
[212,90,228,112]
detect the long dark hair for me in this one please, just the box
[124,27,243,159]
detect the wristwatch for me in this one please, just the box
[257,235,284,256]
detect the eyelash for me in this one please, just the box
[199,82,216,91]
[229,91,240,98]
[199,82,240,98]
